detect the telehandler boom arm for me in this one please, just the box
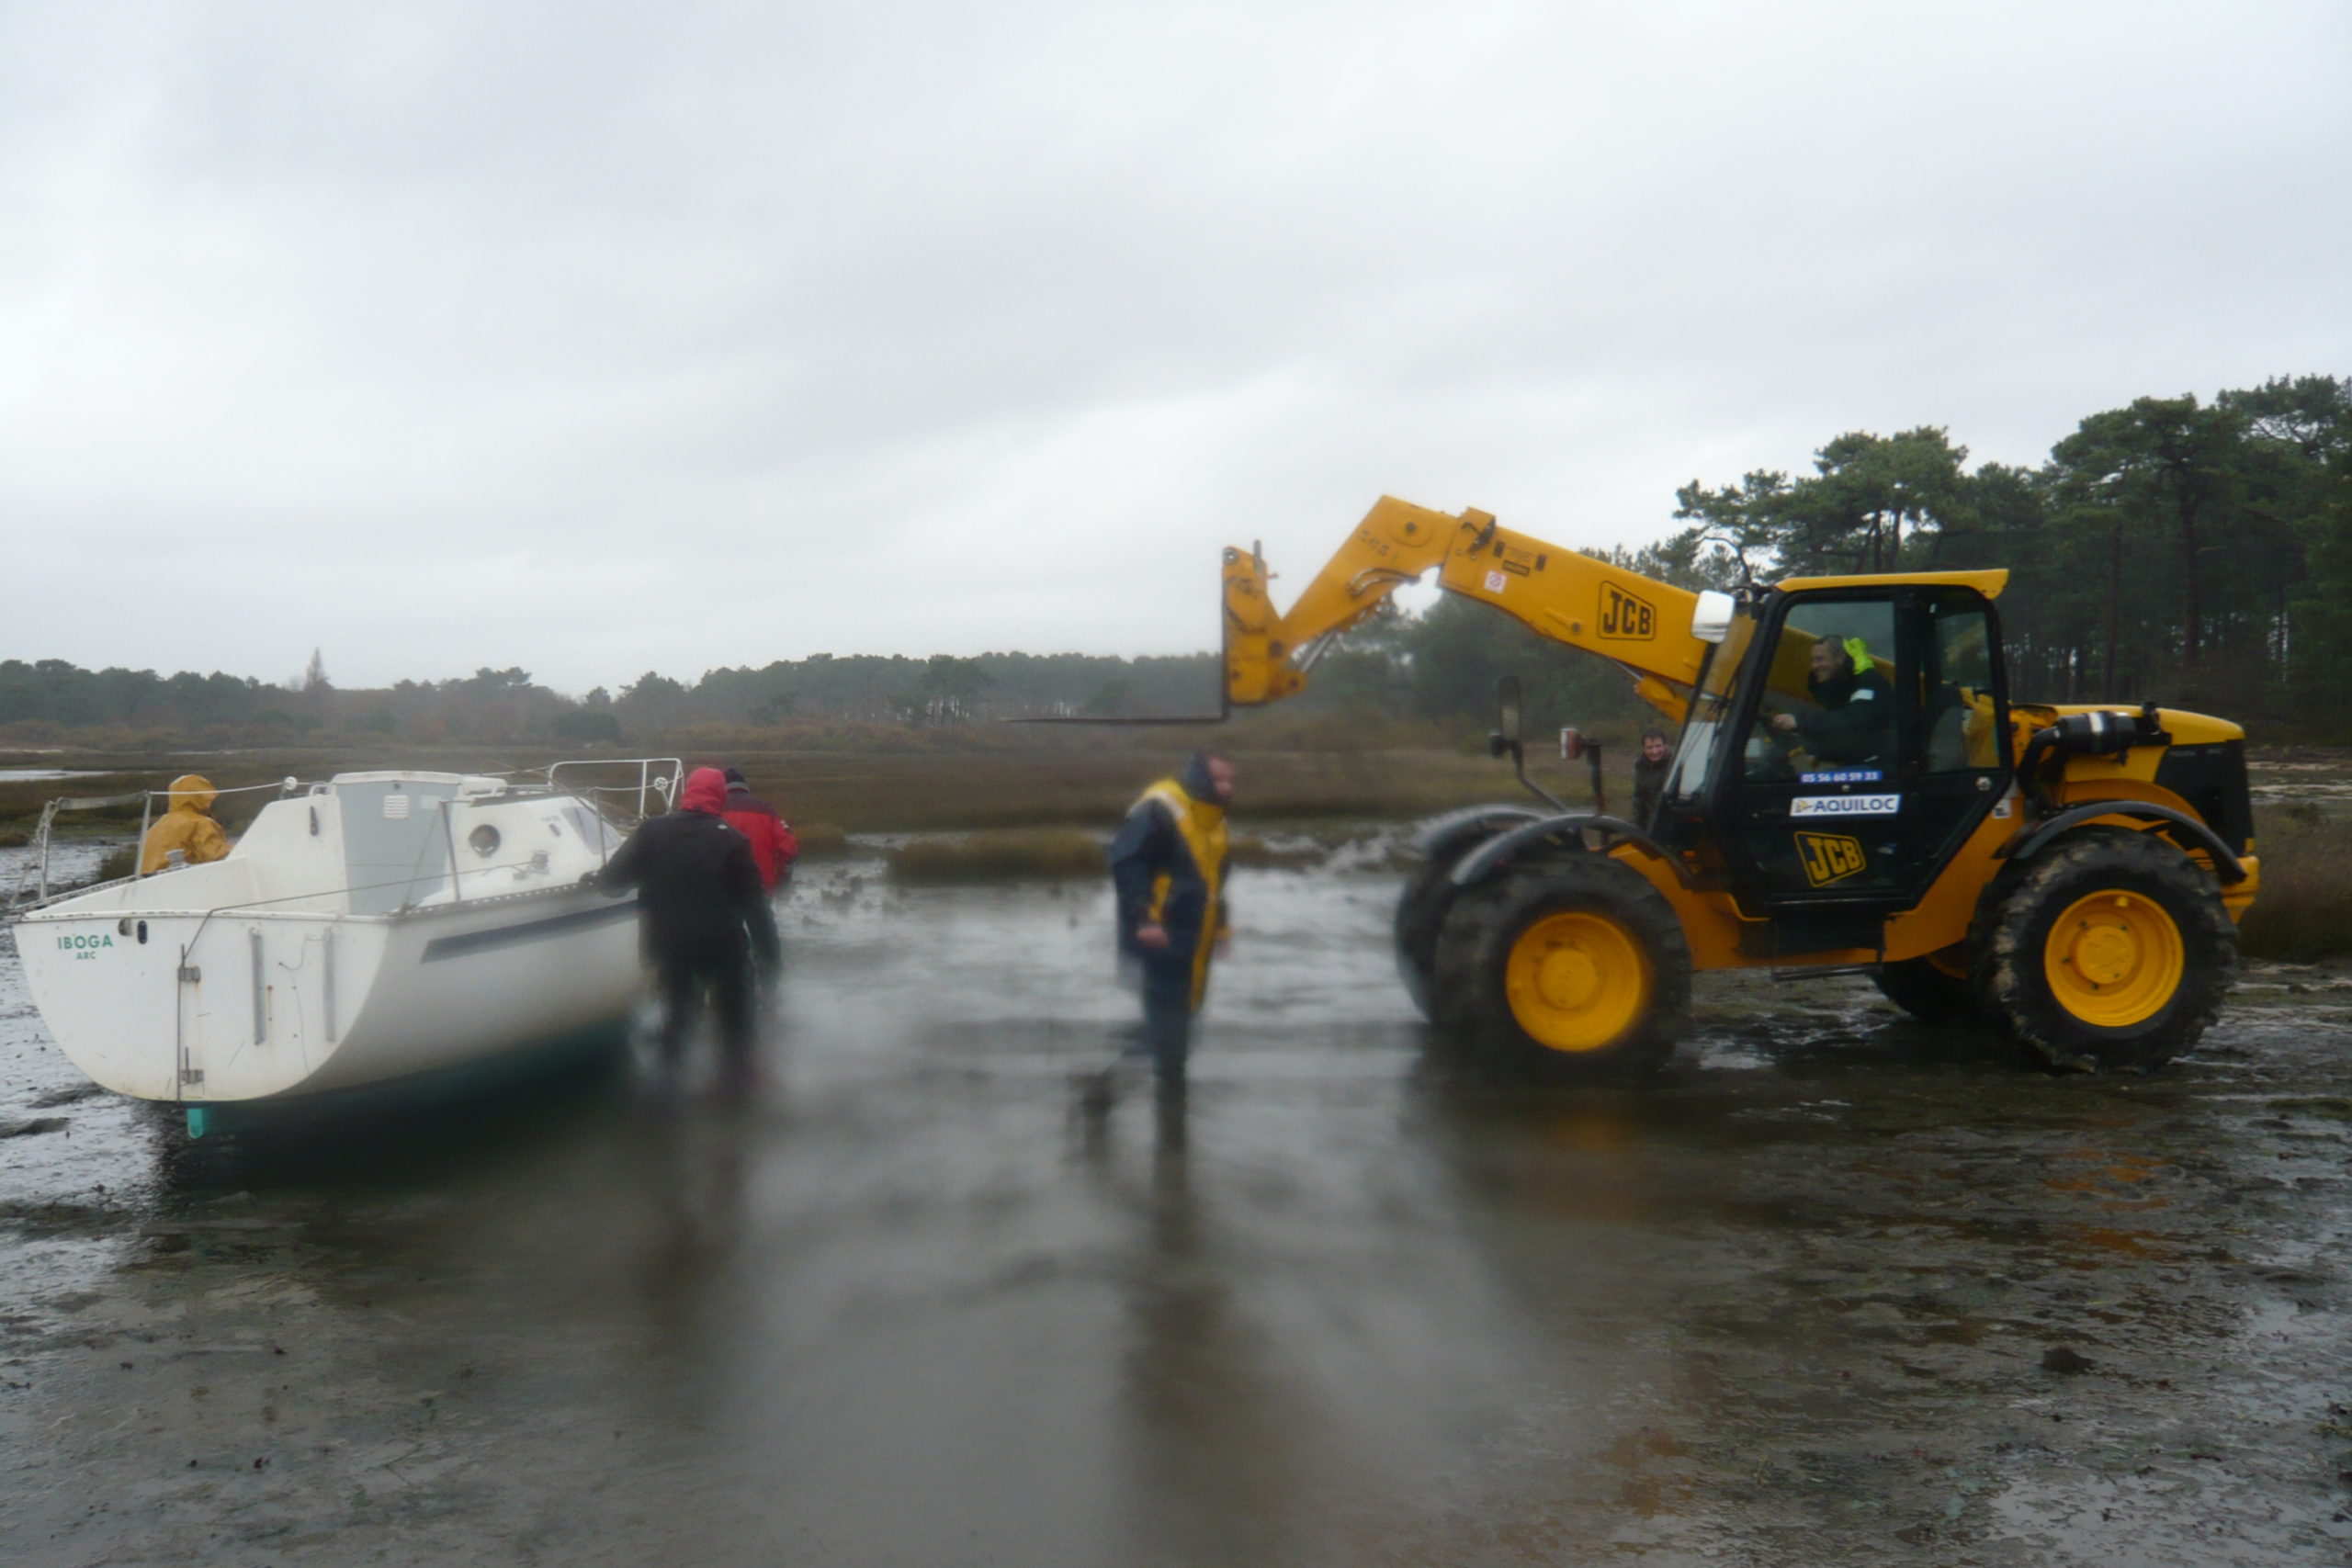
[1224,497,1712,720]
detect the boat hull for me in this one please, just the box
[17,888,644,1104]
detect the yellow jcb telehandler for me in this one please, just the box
[1221,496,2258,1074]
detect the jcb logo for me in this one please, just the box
[1600,583,1656,640]
[1797,832,1867,887]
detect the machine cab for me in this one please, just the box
[1658,583,2013,951]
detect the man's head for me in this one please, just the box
[1641,729,1670,762]
[1808,636,1850,684]
[721,766,748,789]
[1205,754,1236,805]
[1181,750,1236,807]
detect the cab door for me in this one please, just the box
[1707,587,2011,944]
[1895,591,2013,896]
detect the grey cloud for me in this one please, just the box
[2,1,2346,689]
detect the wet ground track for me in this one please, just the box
[2,841,2350,1564]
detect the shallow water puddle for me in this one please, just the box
[2,854,2349,1564]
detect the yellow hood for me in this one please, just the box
[164,774,217,815]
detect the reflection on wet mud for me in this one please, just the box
[3,845,2351,1564]
[638,1102,756,1318]
[1091,1094,1304,1562]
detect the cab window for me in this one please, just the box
[1917,599,2004,773]
[1741,597,1897,784]
[1665,611,1755,803]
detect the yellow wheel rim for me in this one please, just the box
[2042,890,2185,1028]
[1504,910,1651,1054]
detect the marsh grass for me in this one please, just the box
[887,829,1107,885]
[881,824,1354,886]
[741,749,1585,832]
[2268,1096,2352,1120]
[1227,833,1331,871]
[0,742,1605,836]
[2239,805,2352,962]
[0,768,276,844]
[794,822,849,859]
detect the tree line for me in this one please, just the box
[0,651,1231,747]
[6,374,2343,747]
[1668,375,2351,719]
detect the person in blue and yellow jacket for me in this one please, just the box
[1099,750,1235,1100]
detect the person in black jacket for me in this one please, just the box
[594,765,781,1088]
[1630,728,1672,827]
[1088,751,1234,1107]
[1772,636,1895,765]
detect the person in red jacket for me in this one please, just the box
[719,767,799,890]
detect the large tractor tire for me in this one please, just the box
[1431,856,1691,1075]
[1396,851,1475,1022]
[1395,811,1536,1023]
[1871,948,1979,1023]
[1971,828,2237,1074]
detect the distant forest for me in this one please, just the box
[6,374,2346,747]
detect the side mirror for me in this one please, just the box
[1559,726,1606,815]
[1495,676,1523,749]
[1691,590,1736,645]
[1486,673,1572,814]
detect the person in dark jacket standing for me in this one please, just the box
[1630,728,1672,828]
[719,767,799,891]
[594,766,780,1087]
[1091,751,1234,1106]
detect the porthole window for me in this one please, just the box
[468,824,502,859]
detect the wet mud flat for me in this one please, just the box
[3,851,2351,1565]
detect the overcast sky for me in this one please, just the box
[4,2,2347,694]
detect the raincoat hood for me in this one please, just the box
[679,767,729,815]
[164,774,217,815]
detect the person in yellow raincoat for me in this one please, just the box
[1085,751,1234,1110]
[139,774,232,874]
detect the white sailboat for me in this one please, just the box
[9,761,680,1133]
